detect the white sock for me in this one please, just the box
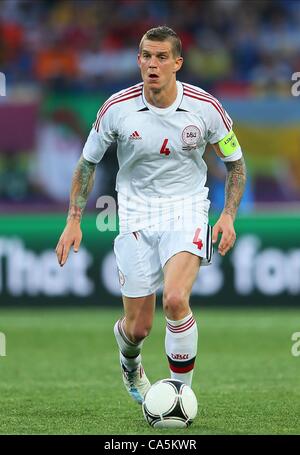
[165,313,198,387]
[113,318,143,371]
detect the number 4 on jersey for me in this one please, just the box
[160,139,171,156]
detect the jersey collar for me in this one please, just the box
[142,81,183,116]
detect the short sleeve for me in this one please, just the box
[206,100,233,145]
[204,99,243,162]
[82,101,117,164]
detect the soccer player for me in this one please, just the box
[56,26,246,405]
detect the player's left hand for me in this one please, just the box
[212,212,236,256]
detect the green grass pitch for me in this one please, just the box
[0,307,299,435]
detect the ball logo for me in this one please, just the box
[182,125,201,146]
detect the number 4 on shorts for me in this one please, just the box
[160,139,171,156]
[193,228,203,250]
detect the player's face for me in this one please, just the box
[138,39,183,91]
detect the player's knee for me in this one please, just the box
[127,324,152,343]
[163,290,188,319]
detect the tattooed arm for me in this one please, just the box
[223,157,247,220]
[67,155,96,222]
[56,155,96,266]
[210,143,247,256]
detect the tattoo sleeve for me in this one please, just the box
[223,157,247,220]
[67,155,96,222]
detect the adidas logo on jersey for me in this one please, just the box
[129,131,142,140]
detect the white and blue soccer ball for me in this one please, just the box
[142,378,198,428]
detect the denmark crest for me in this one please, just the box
[182,125,201,147]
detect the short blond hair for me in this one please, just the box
[139,26,182,58]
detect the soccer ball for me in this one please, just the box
[142,378,198,428]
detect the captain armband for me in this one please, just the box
[218,130,243,162]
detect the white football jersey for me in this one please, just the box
[83,81,242,233]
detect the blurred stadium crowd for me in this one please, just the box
[0,0,300,211]
[1,0,300,93]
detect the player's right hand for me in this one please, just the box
[55,221,82,267]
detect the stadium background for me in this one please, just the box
[0,0,300,436]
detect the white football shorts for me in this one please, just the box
[113,217,213,298]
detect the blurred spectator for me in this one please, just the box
[250,52,292,97]
[0,150,29,201]
[32,109,84,202]
[79,37,138,86]
[31,108,109,204]
[35,37,79,89]
[185,30,233,88]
